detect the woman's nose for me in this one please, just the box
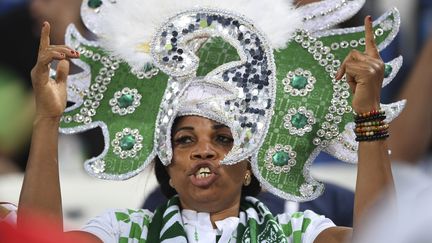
[191,140,217,160]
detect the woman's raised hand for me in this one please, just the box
[30,21,80,120]
[336,16,385,114]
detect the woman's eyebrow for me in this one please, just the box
[213,124,229,130]
[173,126,194,134]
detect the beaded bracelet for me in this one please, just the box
[354,109,389,142]
[355,130,388,137]
[354,124,389,133]
[355,120,386,127]
[354,109,386,123]
[355,133,389,142]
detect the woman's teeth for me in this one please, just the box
[195,167,211,179]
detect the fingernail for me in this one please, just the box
[367,15,372,21]
[42,22,46,27]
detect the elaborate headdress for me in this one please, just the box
[60,0,404,201]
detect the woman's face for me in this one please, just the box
[167,116,249,212]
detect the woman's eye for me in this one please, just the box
[174,136,193,145]
[216,135,234,144]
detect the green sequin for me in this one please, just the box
[291,113,308,129]
[164,44,173,51]
[120,135,136,151]
[384,64,392,78]
[118,94,134,108]
[290,75,308,89]
[87,0,102,9]
[199,19,208,28]
[272,151,289,166]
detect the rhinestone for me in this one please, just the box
[95,94,103,101]
[111,63,120,70]
[291,113,308,129]
[384,64,392,78]
[314,41,323,48]
[84,50,93,58]
[308,46,316,54]
[99,68,107,75]
[88,109,96,116]
[91,101,100,109]
[320,47,330,55]
[84,117,92,124]
[375,28,384,36]
[87,0,102,9]
[272,151,289,166]
[350,40,359,48]
[118,94,134,108]
[120,135,136,151]
[319,59,328,66]
[64,116,72,123]
[313,138,321,145]
[340,41,349,48]
[331,43,339,50]
[92,53,101,61]
[84,100,92,107]
[291,75,308,89]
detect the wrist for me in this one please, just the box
[353,102,380,114]
[34,115,62,126]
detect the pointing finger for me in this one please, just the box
[364,16,380,58]
[39,21,51,52]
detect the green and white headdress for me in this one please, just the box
[61,0,404,201]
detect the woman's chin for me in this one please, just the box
[180,188,239,212]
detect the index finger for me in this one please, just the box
[39,21,51,51]
[364,15,380,58]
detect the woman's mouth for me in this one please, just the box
[188,163,219,187]
[195,167,212,179]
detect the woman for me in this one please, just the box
[16,0,397,240]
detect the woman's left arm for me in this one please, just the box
[315,15,394,243]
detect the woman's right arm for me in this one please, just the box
[17,22,101,242]
[18,21,73,229]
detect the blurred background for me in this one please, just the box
[0,0,431,230]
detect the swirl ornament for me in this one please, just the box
[151,9,276,165]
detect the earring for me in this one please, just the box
[244,172,251,186]
[169,179,175,188]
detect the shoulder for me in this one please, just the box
[81,208,154,243]
[276,210,336,243]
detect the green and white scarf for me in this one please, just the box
[110,196,327,243]
[146,196,286,242]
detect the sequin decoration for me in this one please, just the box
[109,87,142,116]
[299,183,314,197]
[90,159,106,173]
[62,46,121,124]
[151,9,276,165]
[265,144,297,174]
[131,67,160,80]
[293,30,352,145]
[282,68,316,96]
[111,128,143,159]
[283,107,316,136]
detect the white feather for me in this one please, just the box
[97,0,301,70]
